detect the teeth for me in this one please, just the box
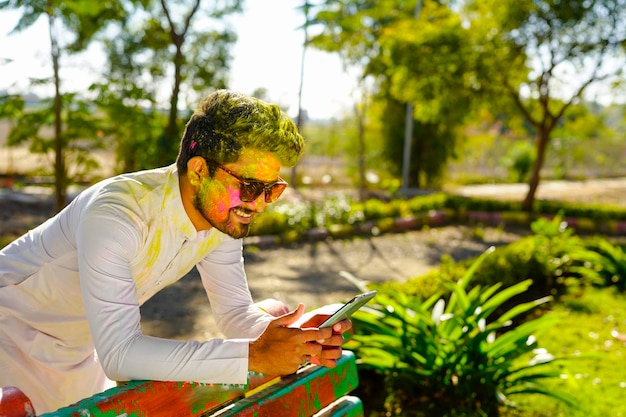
[234,208,252,218]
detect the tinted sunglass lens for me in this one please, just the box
[240,182,265,202]
[266,183,287,203]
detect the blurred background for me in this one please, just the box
[1,0,625,212]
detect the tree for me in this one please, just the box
[90,23,168,173]
[115,0,242,167]
[2,93,104,183]
[0,94,25,175]
[464,0,626,210]
[310,0,479,188]
[1,0,130,210]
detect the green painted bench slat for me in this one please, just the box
[312,396,363,417]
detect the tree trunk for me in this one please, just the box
[161,44,183,167]
[522,129,550,211]
[49,10,66,212]
[355,103,366,202]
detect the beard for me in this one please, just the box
[192,189,250,239]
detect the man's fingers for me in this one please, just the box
[332,319,352,334]
[316,333,345,347]
[316,358,338,368]
[319,346,343,360]
[311,346,342,367]
[297,326,333,343]
[271,303,305,327]
[301,341,323,357]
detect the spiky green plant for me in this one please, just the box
[569,237,626,291]
[348,248,575,417]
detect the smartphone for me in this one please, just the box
[318,290,377,328]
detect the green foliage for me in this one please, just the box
[445,195,523,213]
[250,198,312,238]
[250,195,365,239]
[250,191,626,243]
[1,92,104,183]
[310,1,475,188]
[391,213,626,331]
[571,237,626,291]
[348,248,575,416]
[504,140,535,182]
[90,82,166,173]
[1,0,132,51]
[106,0,242,166]
[463,0,626,208]
[361,198,401,221]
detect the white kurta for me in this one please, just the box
[0,164,273,414]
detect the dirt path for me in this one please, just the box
[139,225,526,340]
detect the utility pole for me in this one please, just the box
[292,0,311,189]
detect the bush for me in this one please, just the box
[349,248,575,417]
[570,237,626,291]
[504,141,535,183]
[393,215,613,315]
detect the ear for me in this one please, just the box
[186,156,207,186]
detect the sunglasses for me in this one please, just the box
[206,160,288,203]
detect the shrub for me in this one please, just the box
[571,237,626,291]
[394,215,601,314]
[406,192,449,215]
[504,141,535,183]
[348,248,575,417]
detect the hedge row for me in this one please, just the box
[246,192,626,245]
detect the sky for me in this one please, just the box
[0,1,360,120]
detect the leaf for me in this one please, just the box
[447,246,495,313]
[485,315,559,358]
[495,295,552,324]
[479,279,533,317]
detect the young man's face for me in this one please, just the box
[193,148,284,239]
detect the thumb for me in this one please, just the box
[272,303,305,327]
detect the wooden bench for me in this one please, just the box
[1,351,362,417]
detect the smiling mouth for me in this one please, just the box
[233,207,254,219]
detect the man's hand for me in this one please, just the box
[249,304,334,376]
[298,313,353,368]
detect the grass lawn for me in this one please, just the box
[503,286,626,416]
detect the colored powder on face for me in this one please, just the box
[235,149,280,180]
[197,176,236,219]
[213,195,233,216]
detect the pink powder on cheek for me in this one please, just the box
[226,187,243,206]
[209,186,242,217]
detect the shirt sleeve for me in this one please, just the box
[196,237,274,340]
[77,207,252,385]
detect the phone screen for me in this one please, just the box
[318,290,377,328]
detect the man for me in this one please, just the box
[0,90,351,414]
